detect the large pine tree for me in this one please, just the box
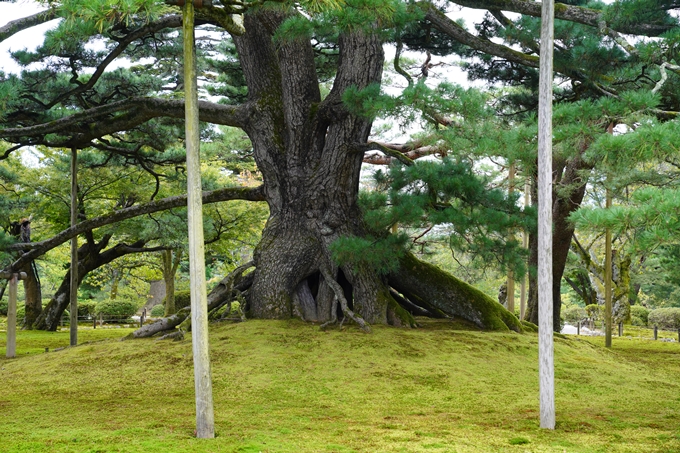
[1,0,678,331]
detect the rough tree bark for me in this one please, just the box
[161,249,181,316]
[21,261,42,328]
[526,152,592,331]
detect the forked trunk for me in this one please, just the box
[132,8,522,336]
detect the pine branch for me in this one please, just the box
[0,9,58,44]
[448,0,675,36]
[0,97,254,151]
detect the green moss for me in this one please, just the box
[2,320,680,452]
[521,320,538,332]
[387,297,416,327]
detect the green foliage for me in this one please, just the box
[630,305,650,325]
[78,300,98,317]
[330,233,409,274]
[647,307,680,329]
[630,315,645,327]
[562,305,587,324]
[95,299,140,319]
[59,0,170,34]
[149,304,165,317]
[168,290,191,311]
[586,304,604,321]
[343,158,533,276]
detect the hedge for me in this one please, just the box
[95,299,140,319]
[648,308,680,330]
[150,304,165,317]
[630,305,650,326]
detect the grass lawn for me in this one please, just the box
[1,318,679,453]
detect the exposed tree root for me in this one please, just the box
[389,252,523,332]
[321,268,371,333]
[319,296,339,331]
[156,329,185,341]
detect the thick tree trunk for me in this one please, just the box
[21,261,42,328]
[235,11,398,325]
[217,9,522,330]
[527,154,591,331]
[161,249,180,316]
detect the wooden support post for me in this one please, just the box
[1,272,27,358]
[70,147,78,347]
[604,184,612,349]
[183,0,215,439]
[654,326,658,340]
[618,322,622,337]
[538,0,555,430]
[506,163,515,315]
[6,273,18,358]
[577,321,580,336]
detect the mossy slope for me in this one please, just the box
[1,320,679,452]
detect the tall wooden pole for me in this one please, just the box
[183,0,215,439]
[6,273,17,358]
[538,0,555,430]
[520,180,530,320]
[70,147,78,347]
[604,185,612,348]
[507,163,516,314]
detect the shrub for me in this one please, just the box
[563,305,587,324]
[168,290,191,311]
[630,305,649,325]
[585,304,603,321]
[647,308,680,330]
[150,304,166,317]
[630,315,645,327]
[78,300,98,318]
[95,299,140,320]
[0,301,24,320]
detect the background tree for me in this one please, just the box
[1,0,678,332]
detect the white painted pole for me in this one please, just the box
[70,147,78,347]
[183,0,215,439]
[6,273,17,358]
[538,0,555,430]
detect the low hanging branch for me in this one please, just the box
[126,261,255,339]
[360,141,442,166]
[3,185,264,273]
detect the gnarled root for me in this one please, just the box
[388,252,522,332]
[320,268,371,333]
